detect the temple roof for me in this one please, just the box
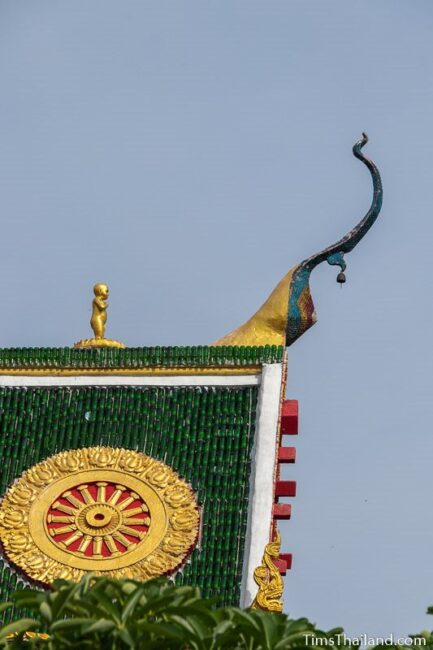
[0,346,284,371]
[0,134,383,613]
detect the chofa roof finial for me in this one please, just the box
[213,133,383,348]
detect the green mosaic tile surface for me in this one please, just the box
[0,345,283,368]
[0,385,258,607]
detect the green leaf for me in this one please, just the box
[121,586,145,623]
[39,602,52,623]
[164,605,217,625]
[135,621,186,641]
[50,617,96,632]
[82,619,116,634]
[89,590,122,623]
[165,615,199,637]
[116,627,135,647]
[233,609,262,632]
[258,612,285,649]
[0,618,39,640]
[211,619,238,647]
[120,581,137,596]
[49,586,76,619]
[12,589,45,609]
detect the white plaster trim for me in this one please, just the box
[239,363,283,607]
[0,375,261,388]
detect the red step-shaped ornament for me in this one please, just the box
[275,480,297,497]
[273,503,292,520]
[278,447,296,463]
[273,558,288,575]
[279,553,292,570]
[280,400,298,435]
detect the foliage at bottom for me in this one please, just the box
[1,576,433,649]
[0,575,343,649]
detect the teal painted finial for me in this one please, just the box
[286,133,383,346]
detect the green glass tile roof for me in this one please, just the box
[0,385,258,608]
[0,346,283,369]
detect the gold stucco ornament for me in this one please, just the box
[251,529,284,612]
[74,283,126,349]
[213,135,382,348]
[0,447,200,585]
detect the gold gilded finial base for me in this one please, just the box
[74,338,126,350]
[73,283,126,349]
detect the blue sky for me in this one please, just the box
[1,1,433,637]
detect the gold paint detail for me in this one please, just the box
[0,366,261,377]
[74,283,126,349]
[0,447,200,585]
[7,632,50,641]
[251,530,284,613]
[213,267,296,346]
[74,338,126,349]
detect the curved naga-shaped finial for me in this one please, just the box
[213,133,383,348]
[285,132,383,345]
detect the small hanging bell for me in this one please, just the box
[336,271,346,284]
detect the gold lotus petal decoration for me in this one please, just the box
[0,447,200,585]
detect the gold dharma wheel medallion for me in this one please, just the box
[0,447,200,585]
[46,482,150,558]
